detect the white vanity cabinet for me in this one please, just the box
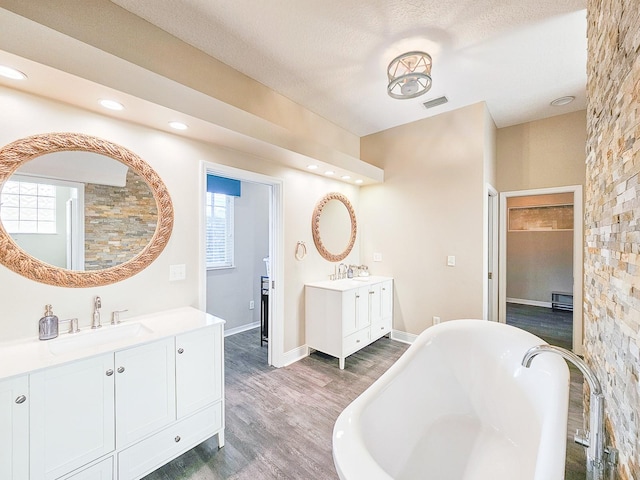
[0,308,225,480]
[305,277,393,369]
[0,375,29,480]
[30,354,115,480]
[115,338,176,448]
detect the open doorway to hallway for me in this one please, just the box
[499,185,583,354]
[201,163,283,367]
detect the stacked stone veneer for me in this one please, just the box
[84,169,157,270]
[585,1,640,478]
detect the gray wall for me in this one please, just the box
[206,181,270,332]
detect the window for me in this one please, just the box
[206,192,234,268]
[0,180,57,234]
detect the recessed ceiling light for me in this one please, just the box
[0,65,27,80]
[168,121,188,130]
[99,99,124,111]
[355,179,364,184]
[341,175,351,180]
[324,170,335,176]
[307,164,319,170]
[550,96,575,107]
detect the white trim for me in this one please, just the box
[484,184,499,321]
[200,161,285,367]
[499,185,583,355]
[281,345,310,367]
[506,298,553,309]
[390,330,417,344]
[223,322,260,338]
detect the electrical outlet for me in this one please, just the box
[447,255,456,266]
[249,301,255,310]
[373,252,383,262]
[433,316,441,325]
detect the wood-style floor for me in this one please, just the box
[507,302,587,480]
[145,309,587,479]
[143,331,407,479]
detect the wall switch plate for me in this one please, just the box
[433,316,441,325]
[447,255,456,266]
[249,301,255,310]
[169,264,186,281]
[373,252,383,262]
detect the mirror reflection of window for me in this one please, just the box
[1,176,82,269]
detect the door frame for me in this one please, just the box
[484,184,499,321]
[199,161,284,367]
[499,185,583,354]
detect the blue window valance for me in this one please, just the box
[207,175,241,197]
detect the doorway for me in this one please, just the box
[200,162,284,367]
[498,185,583,354]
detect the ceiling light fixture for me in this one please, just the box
[0,65,27,80]
[324,170,335,176]
[550,96,575,107]
[387,51,432,99]
[355,179,363,185]
[99,99,124,111]
[341,175,351,180]
[168,121,188,130]
[307,164,319,170]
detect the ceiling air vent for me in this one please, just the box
[422,96,448,109]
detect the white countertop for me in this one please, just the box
[0,307,224,380]
[305,275,393,292]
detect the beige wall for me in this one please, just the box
[496,110,586,192]
[359,103,491,335]
[0,87,359,353]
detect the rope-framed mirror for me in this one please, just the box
[311,192,357,262]
[0,132,173,287]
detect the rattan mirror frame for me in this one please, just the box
[311,192,357,262]
[0,132,174,287]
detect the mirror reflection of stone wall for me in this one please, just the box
[84,169,157,270]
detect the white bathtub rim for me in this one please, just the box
[332,319,570,480]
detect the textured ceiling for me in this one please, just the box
[113,0,587,137]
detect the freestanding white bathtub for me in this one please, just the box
[333,320,570,480]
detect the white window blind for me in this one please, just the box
[0,180,57,234]
[206,192,234,268]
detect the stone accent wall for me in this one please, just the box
[85,169,157,270]
[585,1,640,478]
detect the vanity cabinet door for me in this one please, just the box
[115,337,176,448]
[368,283,382,325]
[175,325,223,418]
[0,375,29,480]
[30,354,115,480]
[342,287,369,336]
[381,280,393,319]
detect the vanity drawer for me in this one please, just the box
[343,328,371,356]
[118,402,222,480]
[371,319,391,341]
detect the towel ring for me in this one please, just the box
[295,241,307,260]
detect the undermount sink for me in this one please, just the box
[48,322,154,355]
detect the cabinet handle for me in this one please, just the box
[356,339,361,343]
[15,395,26,404]
[106,369,114,376]
[355,295,360,299]
[117,366,125,374]
[174,435,181,443]
[177,348,184,354]
[380,326,385,330]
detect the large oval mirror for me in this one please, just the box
[311,192,357,262]
[0,132,173,287]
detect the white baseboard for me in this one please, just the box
[507,297,552,309]
[391,329,417,344]
[281,344,310,367]
[223,321,260,337]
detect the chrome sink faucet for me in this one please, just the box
[91,296,102,329]
[522,345,617,480]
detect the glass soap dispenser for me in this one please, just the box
[39,304,59,340]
